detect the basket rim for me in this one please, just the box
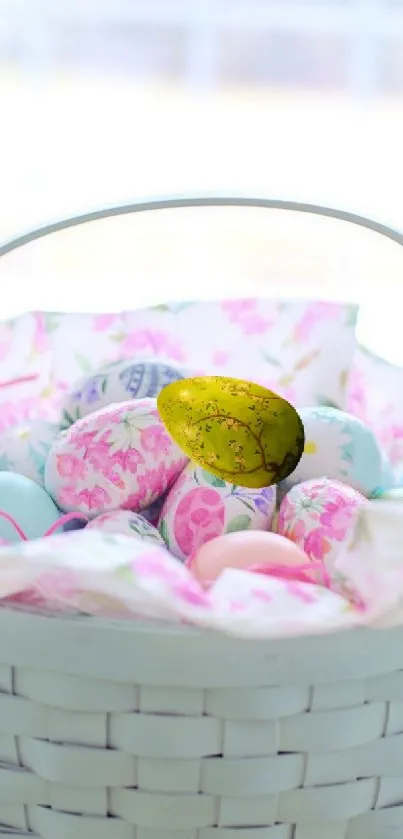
[2,606,403,687]
[1,194,403,259]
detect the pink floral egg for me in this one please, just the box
[45,399,188,518]
[277,477,366,568]
[87,510,164,545]
[158,462,276,561]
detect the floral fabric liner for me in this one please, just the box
[0,298,357,432]
[346,343,403,481]
[1,495,403,637]
[0,296,402,635]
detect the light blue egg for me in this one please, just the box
[283,406,389,498]
[0,472,61,544]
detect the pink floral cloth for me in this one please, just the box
[2,493,403,636]
[0,299,358,432]
[347,345,403,482]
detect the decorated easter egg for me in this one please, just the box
[0,420,61,488]
[157,376,304,489]
[0,472,61,543]
[191,530,309,584]
[158,463,276,561]
[45,398,188,518]
[277,477,366,567]
[61,357,187,427]
[282,406,391,498]
[87,510,164,544]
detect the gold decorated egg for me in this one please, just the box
[157,376,305,488]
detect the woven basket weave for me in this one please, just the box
[1,198,403,839]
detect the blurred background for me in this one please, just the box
[1,0,403,358]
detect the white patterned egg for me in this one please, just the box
[45,398,188,518]
[158,462,276,561]
[277,477,366,569]
[61,357,187,427]
[87,510,164,545]
[283,406,392,498]
[0,420,61,488]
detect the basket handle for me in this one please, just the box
[1,196,403,258]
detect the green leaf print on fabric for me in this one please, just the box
[260,352,282,368]
[200,469,227,488]
[345,304,358,327]
[60,406,82,429]
[110,332,126,343]
[44,314,60,333]
[226,514,252,533]
[74,352,94,375]
[159,518,170,549]
[293,349,321,372]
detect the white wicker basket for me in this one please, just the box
[1,198,403,839]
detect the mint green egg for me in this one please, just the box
[0,472,61,544]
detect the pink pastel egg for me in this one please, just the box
[191,530,308,584]
[158,462,276,561]
[45,399,188,518]
[277,477,366,567]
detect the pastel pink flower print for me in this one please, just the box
[32,312,48,354]
[222,299,256,321]
[241,314,272,335]
[283,579,318,604]
[76,486,112,511]
[122,459,185,513]
[292,302,340,343]
[56,454,88,480]
[278,478,364,564]
[173,486,225,557]
[111,447,145,472]
[121,329,185,363]
[286,518,306,544]
[92,314,119,332]
[171,578,211,607]
[140,424,172,455]
[379,424,403,467]
[221,299,272,335]
[211,350,229,367]
[82,437,111,471]
[131,550,175,579]
[69,426,97,450]
[59,484,112,512]
[303,528,332,561]
[319,500,358,540]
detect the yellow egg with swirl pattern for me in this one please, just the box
[157,376,304,489]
